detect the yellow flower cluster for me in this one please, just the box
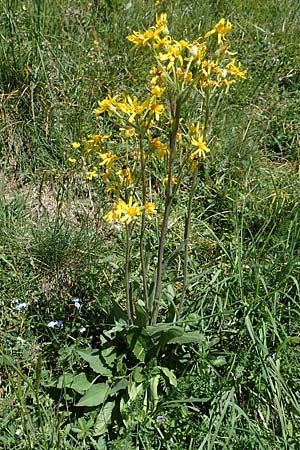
[150,137,170,159]
[93,93,165,127]
[127,13,168,49]
[68,14,246,226]
[104,197,156,225]
[68,123,157,226]
[204,18,232,44]
[127,14,246,92]
[175,122,211,170]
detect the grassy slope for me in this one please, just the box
[0,0,300,449]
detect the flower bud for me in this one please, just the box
[189,44,198,57]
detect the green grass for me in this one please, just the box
[1,0,300,448]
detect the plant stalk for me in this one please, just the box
[139,133,149,312]
[178,167,198,316]
[178,91,210,316]
[125,223,134,323]
[152,97,181,324]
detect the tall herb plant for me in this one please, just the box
[69,13,246,325]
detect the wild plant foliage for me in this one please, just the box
[69,13,246,324]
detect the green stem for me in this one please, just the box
[125,223,134,323]
[139,133,149,312]
[152,97,181,324]
[178,91,210,316]
[178,167,198,316]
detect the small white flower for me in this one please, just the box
[15,302,28,312]
[16,428,22,436]
[79,326,86,334]
[71,297,81,309]
[114,223,122,232]
[47,320,63,328]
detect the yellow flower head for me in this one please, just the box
[205,18,233,44]
[104,197,142,225]
[190,135,210,164]
[224,59,247,79]
[86,167,98,180]
[176,67,193,83]
[188,41,207,63]
[144,202,157,215]
[127,28,158,49]
[88,133,111,142]
[150,84,166,98]
[116,165,133,187]
[93,94,120,115]
[222,78,236,93]
[155,13,168,30]
[98,152,118,169]
[158,40,187,70]
[127,13,169,50]
[119,126,137,139]
[150,102,164,121]
[122,95,150,123]
[188,122,202,136]
[150,138,169,159]
[149,66,165,87]
[153,34,172,50]
[163,175,178,186]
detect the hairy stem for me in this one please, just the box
[125,223,134,323]
[178,91,210,316]
[139,133,149,312]
[178,167,198,316]
[152,97,181,324]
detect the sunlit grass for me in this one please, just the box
[0,0,300,448]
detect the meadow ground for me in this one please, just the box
[0,0,300,449]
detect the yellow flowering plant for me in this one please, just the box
[69,13,246,324]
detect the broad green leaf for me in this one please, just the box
[101,346,116,368]
[71,417,94,437]
[159,328,184,348]
[126,330,147,362]
[128,381,144,402]
[150,375,160,406]
[110,300,128,322]
[132,339,146,362]
[133,366,144,383]
[210,356,227,367]
[94,401,115,436]
[110,378,129,396]
[57,373,92,394]
[76,383,110,407]
[168,331,204,345]
[146,324,183,338]
[94,436,107,450]
[134,303,149,327]
[71,373,92,394]
[77,349,112,376]
[56,373,74,389]
[161,367,177,387]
